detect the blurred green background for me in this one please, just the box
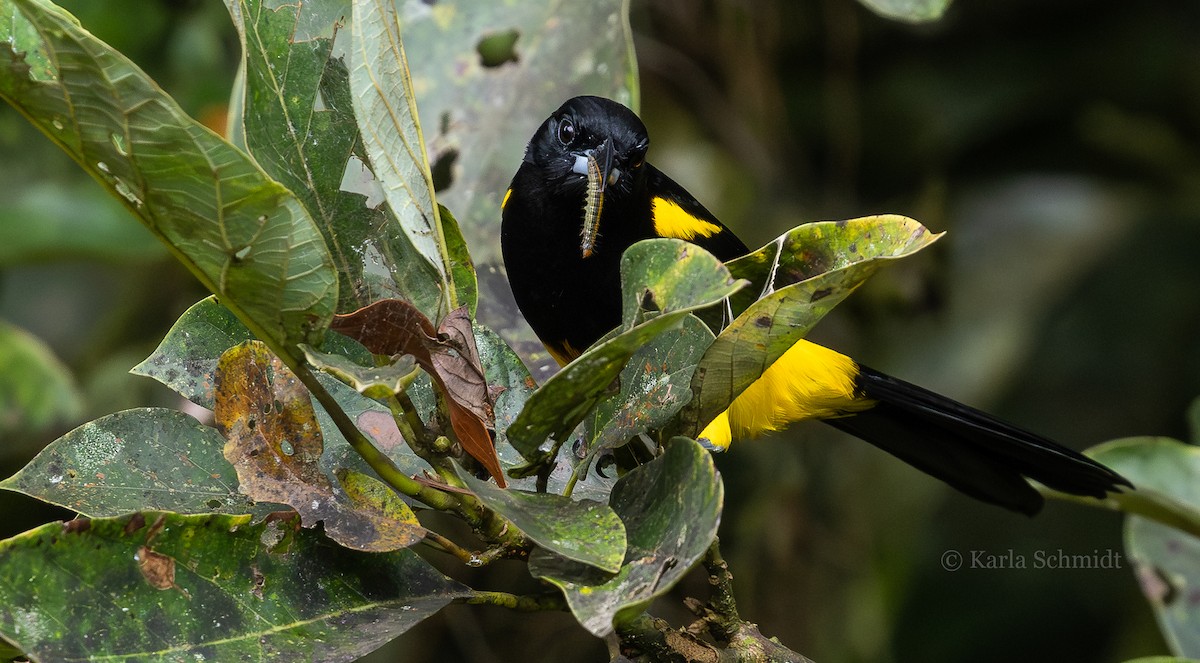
[2,0,1198,661]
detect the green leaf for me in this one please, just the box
[1086,437,1200,538]
[473,322,535,451]
[0,408,281,518]
[131,296,254,409]
[506,239,743,459]
[583,314,712,460]
[1128,515,1200,658]
[680,215,941,436]
[301,343,420,400]
[0,319,82,435]
[0,511,467,661]
[1089,437,1200,657]
[0,0,338,348]
[529,438,723,637]
[458,468,625,573]
[856,0,952,23]
[224,0,445,318]
[349,0,454,313]
[397,0,637,374]
[441,204,478,316]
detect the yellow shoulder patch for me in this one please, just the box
[501,188,513,209]
[651,196,723,241]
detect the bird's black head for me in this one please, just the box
[520,96,650,256]
[523,96,650,194]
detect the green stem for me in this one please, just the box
[422,529,482,566]
[458,590,565,612]
[385,393,466,491]
[562,467,580,499]
[282,350,459,511]
[394,391,432,447]
[1041,485,1200,538]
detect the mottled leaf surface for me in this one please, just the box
[529,438,723,637]
[397,0,636,372]
[681,216,941,435]
[0,512,466,661]
[131,296,254,409]
[225,0,445,318]
[583,315,712,462]
[507,239,742,458]
[0,408,280,518]
[332,300,504,486]
[1090,436,1200,657]
[458,468,625,573]
[0,0,337,348]
[215,341,424,551]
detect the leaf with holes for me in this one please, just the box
[225,0,451,318]
[0,0,337,348]
[396,0,636,373]
[0,511,466,661]
[397,0,636,268]
[680,216,941,436]
[349,0,456,314]
[214,341,424,551]
[331,300,504,486]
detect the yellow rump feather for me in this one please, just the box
[698,340,874,450]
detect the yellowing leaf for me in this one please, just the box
[214,341,424,551]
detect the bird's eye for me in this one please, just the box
[557,117,576,145]
[631,142,648,168]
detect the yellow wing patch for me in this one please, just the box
[501,187,513,209]
[651,197,723,241]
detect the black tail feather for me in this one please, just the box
[825,366,1132,516]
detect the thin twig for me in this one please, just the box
[457,590,566,612]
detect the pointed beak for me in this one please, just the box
[572,137,620,258]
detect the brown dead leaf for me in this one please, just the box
[213,341,425,551]
[332,301,505,487]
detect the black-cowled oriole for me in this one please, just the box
[500,95,1129,515]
